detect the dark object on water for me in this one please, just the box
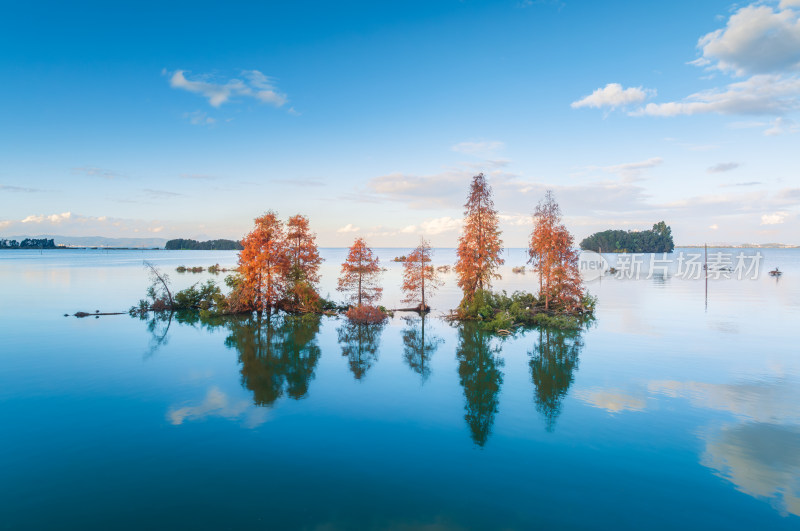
[74,311,126,318]
[392,303,431,313]
[607,267,618,275]
[769,268,783,277]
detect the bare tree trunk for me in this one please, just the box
[144,261,174,308]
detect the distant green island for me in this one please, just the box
[0,238,57,249]
[165,238,243,250]
[580,221,675,253]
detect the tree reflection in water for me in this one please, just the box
[225,313,322,406]
[529,327,584,431]
[401,314,443,383]
[456,323,504,447]
[136,311,174,358]
[336,319,386,380]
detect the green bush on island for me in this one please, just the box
[580,221,674,253]
[456,289,596,333]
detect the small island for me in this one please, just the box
[0,238,57,249]
[165,238,243,250]
[580,221,675,253]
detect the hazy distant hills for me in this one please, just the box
[3,235,168,248]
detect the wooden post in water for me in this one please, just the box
[704,243,708,310]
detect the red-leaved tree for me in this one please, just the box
[337,237,383,309]
[401,238,442,311]
[285,214,323,311]
[238,211,290,314]
[455,173,504,302]
[528,191,584,311]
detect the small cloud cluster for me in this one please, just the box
[707,162,740,174]
[761,212,787,225]
[0,211,171,237]
[183,110,215,126]
[22,212,72,224]
[337,223,360,233]
[571,83,653,110]
[167,69,288,108]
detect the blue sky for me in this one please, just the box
[1,0,799,246]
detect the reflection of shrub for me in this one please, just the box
[512,266,525,274]
[345,305,388,324]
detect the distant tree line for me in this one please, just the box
[165,238,243,250]
[0,238,56,249]
[579,221,674,253]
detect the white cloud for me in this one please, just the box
[241,70,288,106]
[183,110,215,126]
[0,220,12,230]
[337,223,360,233]
[72,166,125,180]
[451,141,505,156]
[419,216,463,234]
[709,224,719,230]
[761,212,787,225]
[0,184,44,193]
[571,83,653,109]
[696,4,800,76]
[764,116,799,135]
[167,69,288,108]
[707,162,740,173]
[633,74,800,117]
[498,213,530,227]
[581,5,800,126]
[22,212,72,224]
[602,157,663,179]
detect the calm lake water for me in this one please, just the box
[1,248,799,530]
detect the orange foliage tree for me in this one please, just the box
[528,191,584,311]
[238,211,290,314]
[285,214,323,310]
[337,237,382,309]
[455,173,504,302]
[401,238,442,311]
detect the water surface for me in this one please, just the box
[1,248,798,529]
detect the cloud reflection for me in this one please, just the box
[167,386,269,428]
